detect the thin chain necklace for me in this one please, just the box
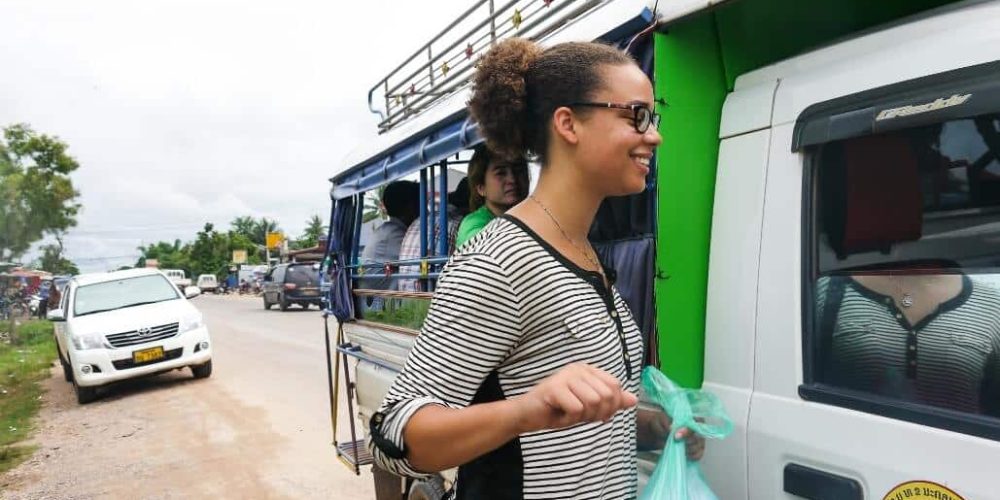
[529,195,605,278]
[890,272,915,308]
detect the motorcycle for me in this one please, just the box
[28,294,41,316]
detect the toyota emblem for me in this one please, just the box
[137,327,153,336]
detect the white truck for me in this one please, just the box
[162,269,191,291]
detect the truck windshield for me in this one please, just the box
[74,275,180,316]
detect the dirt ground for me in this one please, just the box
[0,295,376,500]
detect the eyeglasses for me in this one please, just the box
[568,102,661,133]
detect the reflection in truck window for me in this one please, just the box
[812,114,1000,419]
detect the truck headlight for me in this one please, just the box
[71,332,105,350]
[179,315,203,333]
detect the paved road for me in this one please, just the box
[1,294,376,499]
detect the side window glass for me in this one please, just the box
[811,114,1000,420]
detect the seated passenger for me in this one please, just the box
[454,145,529,248]
[359,180,420,292]
[397,178,470,292]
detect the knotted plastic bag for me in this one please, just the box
[640,366,734,500]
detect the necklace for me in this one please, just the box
[890,273,915,308]
[529,195,605,277]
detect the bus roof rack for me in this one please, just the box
[369,0,606,134]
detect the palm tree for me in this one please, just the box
[301,214,327,246]
[252,218,281,247]
[363,186,387,223]
[230,216,257,241]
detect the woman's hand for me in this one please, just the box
[637,409,705,460]
[512,363,638,434]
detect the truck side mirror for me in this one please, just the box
[47,309,66,322]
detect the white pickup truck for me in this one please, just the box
[162,269,191,291]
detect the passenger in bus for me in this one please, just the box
[454,144,529,248]
[359,180,420,292]
[369,38,703,498]
[397,178,471,292]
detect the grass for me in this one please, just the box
[363,298,432,331]
[0,320,56,474]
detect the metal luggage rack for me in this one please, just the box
[369,0,606,134]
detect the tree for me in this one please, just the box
[36,235,80,275]
[230,216,256,242]
[252,217,281,246]
[0,124,81,260]
[188,223,230,278]
[136,239,190,272]
[300,214,327,247]
[363,186,387,223]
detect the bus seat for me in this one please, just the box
[825,134,924,257]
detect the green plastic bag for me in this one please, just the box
[640,366,734,500]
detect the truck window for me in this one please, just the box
[809,113,1000,425]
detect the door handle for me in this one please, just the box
[784,463,862,500]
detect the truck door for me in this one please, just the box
[749,13,1000,499]
[699,78,778,499]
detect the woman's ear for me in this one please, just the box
[476,184,486,198]
[551,106,580,146]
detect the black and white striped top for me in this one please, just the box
[368,215,644,499]
[818,275,1000,416]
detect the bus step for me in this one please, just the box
[336,440,374,467]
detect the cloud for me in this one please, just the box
[1,0,469,272]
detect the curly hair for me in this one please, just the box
[468,38,634,164]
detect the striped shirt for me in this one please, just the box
[818,275,1000,416]
[368,215,644,499]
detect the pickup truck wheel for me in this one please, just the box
[53,340,73,382]
[263,296,272,310]
[74,380,98,404]
[408,477,448,500]
[279,294,289,312]
[60,351,73,382]
[191,360,213,379]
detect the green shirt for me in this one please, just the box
[455,205,497,249]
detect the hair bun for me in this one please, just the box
[468,38,541,160]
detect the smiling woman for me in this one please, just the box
[367,38,702,500]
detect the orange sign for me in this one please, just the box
[266,232,284,249]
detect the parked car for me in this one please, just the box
[262,263,322,311]
[48,268,212,404]
[162,269,191,290]
[196,274,218,293]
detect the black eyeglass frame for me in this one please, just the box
[567,102,661,133]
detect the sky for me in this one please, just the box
[0,0,469,272]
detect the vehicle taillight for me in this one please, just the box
[284,283,297,290]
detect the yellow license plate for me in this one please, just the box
[133,346,164,364]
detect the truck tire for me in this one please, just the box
[191,360,213,379]
[59,347,73,382]
[407,477,448,500]
[279,294,289,312]
[264,296,272,310]
[74,380,97,404]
